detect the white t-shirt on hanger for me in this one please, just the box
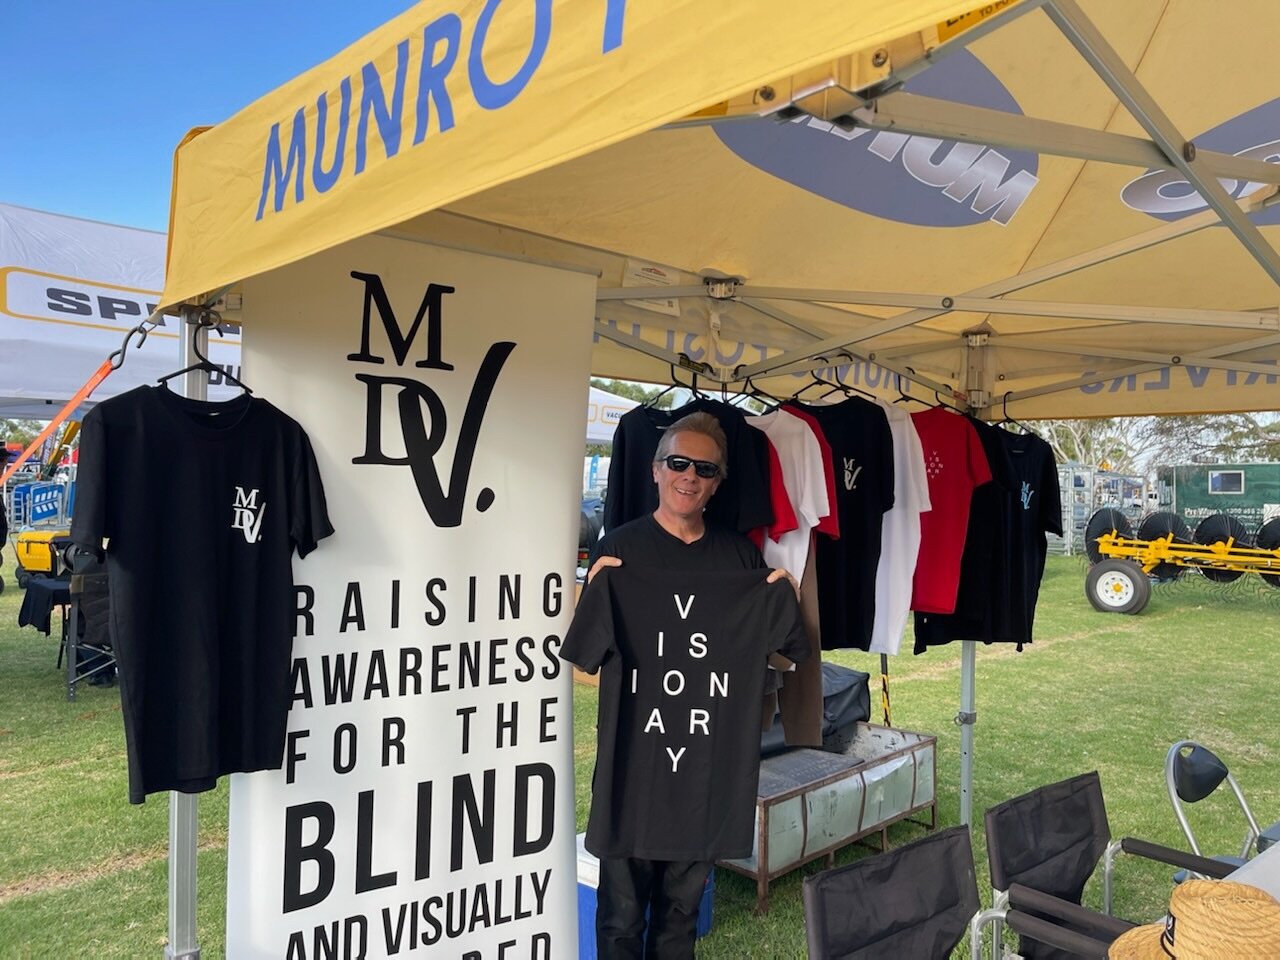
[746,409,829,579]
[870,401,932,654]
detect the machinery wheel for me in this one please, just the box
[0,576,5,595]
[1085,508,1133,565]
[1137,511,1191,580]
[1257,517,1280,589]
[1086,559,1152,614]
[14,565,31,589]
[1193,514,1250,583]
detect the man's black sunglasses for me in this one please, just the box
[659,455,721,479]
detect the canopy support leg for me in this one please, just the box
[166,307,206,960]
[958,640,977,827]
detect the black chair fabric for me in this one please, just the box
[802,826,979,959]
[985,771,1114,960]
[1172,744,1229,803]
[985,771,1111,901]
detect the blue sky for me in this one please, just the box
[1,1,419,232]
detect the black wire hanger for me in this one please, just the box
[642,360,706,408]
[830,354,876,401]
[737,374,784,409]
[893,367,930,407]
[158,310,252,394]
[998,390,1034,434]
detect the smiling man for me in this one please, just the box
[578,411,800,959]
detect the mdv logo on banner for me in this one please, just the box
[346,271,514,527]
[1122,98,1280,224]
[714,50,1039,227]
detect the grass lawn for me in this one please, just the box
[2,545,1279,957]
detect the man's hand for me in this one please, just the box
[767,567,800,600]
[587,555,622,584]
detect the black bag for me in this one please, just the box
[761,663,870,756]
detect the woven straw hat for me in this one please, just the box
[1109,880,1280,959]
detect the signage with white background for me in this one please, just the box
[229,234,595,959]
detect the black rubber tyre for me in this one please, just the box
[1085,508,1133,565]
[1137,511,1191,580]
[1086,558,1152,614]
[1256,517,1280,589]
[1193,513,1251,583]
[15,565,31,589]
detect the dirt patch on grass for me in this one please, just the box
[0,834,227,904]
[0,753,117,780]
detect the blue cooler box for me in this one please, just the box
[575,833,714,959]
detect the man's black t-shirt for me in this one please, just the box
[71,385,333,803]
[589,513,767,572]
[562,566,807,860]
[602,398,773,535]
[785,398,894,650]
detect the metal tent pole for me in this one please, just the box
[166,308,204,960]
[959,640,977,827]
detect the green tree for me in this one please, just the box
[0,419,45,448]
[590,378,673,408]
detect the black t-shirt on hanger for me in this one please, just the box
[562,566,807,860]
[914,417,1013,651]
[601,397,773,535]
[785,397,894,651]
[71,385,333,803]
[914,424,1062,651]
[1001,430,1063,643]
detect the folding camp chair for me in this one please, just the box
[1166,740,1280,878]
[803,826,1114,960]
[974,771,1233,960]
[64,551,114,701]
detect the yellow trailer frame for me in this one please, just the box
[1096,531,1280,579]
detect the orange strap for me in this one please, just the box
[1,359,113,487]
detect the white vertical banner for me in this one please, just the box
[229,234,595,959]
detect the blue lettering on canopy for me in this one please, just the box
[414,14,463,143]
[257,108,308,219]
[470,0,553,111]
[254,0,627,221]
[713,50,1039,228]
[314,79,352,194]
[356,40,410,174]
[1078,363,1280,395]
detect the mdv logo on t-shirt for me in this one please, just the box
[231,486,266,543]
[843,457,862,491]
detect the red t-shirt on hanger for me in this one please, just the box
[910,406,992,614]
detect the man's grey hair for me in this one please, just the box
[654,412,728,476]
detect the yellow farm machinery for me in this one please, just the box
[1084,508,1280,614]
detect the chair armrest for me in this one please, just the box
[1007,884,1135,939]
[1120,837,1236,879]
[1005,910,1112,959]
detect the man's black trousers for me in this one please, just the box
[596,857,713,959]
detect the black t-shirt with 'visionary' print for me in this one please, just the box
[562,566,807,860]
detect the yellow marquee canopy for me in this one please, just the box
[161,0,1280,419]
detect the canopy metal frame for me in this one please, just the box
[593,0,1280,826]
[607,0,1280,428]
